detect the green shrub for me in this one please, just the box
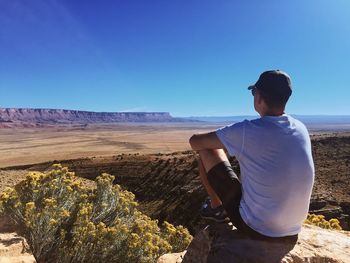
[0,164,192,263]
[304,213,342,230]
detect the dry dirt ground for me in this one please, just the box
[0,123,221,168]
[1,123,345,168]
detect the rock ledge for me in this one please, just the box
[158,223,350,263]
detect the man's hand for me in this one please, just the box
[189,131,226,151]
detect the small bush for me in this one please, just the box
[0,164,192,263]
[304,214,342,230]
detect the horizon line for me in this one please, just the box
[1,107,350,118]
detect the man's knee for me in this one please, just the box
[199,149,226,159]
[198,149,229,172]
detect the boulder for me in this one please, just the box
[157,252,186,263]
[0,233,36,263]
[158,223,350,263]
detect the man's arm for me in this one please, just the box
[189,131,226,151]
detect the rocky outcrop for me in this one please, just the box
[158,223,350,263]
[0,233,35,263]
[157,252,186,263]
[0,108,185,125]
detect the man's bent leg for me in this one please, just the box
[198,149,241,219]
[198,158,222,208]
[198,149,228,172]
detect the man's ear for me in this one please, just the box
[256,92,264,105]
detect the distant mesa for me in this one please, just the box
[0,108,189,127]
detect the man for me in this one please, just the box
[189,70,315,238]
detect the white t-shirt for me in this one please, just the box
[216,114,315,237]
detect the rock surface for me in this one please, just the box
[0,108,185,126]
[157,252,186,263]
[159,223,350,263]
[0,233,35,263]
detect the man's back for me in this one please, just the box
[216,114,315,237]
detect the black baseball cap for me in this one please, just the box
[248,70,292,99]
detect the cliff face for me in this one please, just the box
[0,108,180,125]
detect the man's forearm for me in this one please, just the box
[189,132,226,151]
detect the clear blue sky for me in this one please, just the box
[0,0,349,116]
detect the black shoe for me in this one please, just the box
[200,198,229,223]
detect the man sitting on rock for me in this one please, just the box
[189,70,315,238]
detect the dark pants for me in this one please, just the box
[207,161,298,241]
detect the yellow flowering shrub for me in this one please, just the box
[0,164,192,263]
[304,213,342,230]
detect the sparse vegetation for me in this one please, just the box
[305,214,342,230]
[0,164,192,263]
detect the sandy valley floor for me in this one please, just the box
[0,123,223,168]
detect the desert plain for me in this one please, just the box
[0,123,221,168]
[1,122,349,167]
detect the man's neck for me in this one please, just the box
[260,110,285,117]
